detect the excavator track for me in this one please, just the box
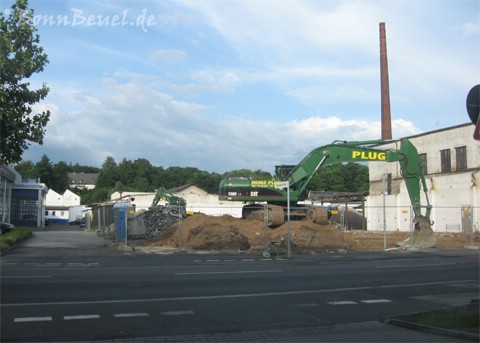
[242,204,285,227]
[305,206,329,224]
[266,205,285,227]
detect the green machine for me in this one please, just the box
[219,139,435,247]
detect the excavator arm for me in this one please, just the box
[285,138,431,219]
[150,187,186,209]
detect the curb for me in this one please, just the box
[382,317,479,342]
[381,303,480,342]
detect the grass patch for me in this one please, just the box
[0,227,33,253]
[402,304,479,334]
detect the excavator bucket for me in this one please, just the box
[396,215,436,249]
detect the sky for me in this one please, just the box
[3,0,479,174]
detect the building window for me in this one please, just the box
[419,153,428,174]
[440,149,451,172]
[455,146,467,170]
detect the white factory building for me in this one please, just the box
[366,123,479,234]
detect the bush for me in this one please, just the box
[0,227,33,253]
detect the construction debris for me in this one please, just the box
[135,205,182,234]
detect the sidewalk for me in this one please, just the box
[87,321,472,342]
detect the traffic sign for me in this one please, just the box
[466,85,479,141]
[474,117,480,141]
[275,181,289,189]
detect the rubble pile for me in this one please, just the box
[136,206,181,234]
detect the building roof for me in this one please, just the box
[68,172,98,186]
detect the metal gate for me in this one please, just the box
[461,206,473,234]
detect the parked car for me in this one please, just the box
[0,222,15,235]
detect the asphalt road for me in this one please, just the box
[1,226,479,342]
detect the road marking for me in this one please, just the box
[193,258,275,263]
[361,299,391,304]
[175,269,282,275]
[64,314,100,320]
[376,263,455,269]
[1,275,52,279]
[66,263,99,267]
[14,316,52,323]
[3,279,476,308]
[328,301,357,305]
[114,313,149,318]
[161,310,195,316]
[292,303,318,308]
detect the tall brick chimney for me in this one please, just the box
[379,22,392,140]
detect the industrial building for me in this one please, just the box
[366,123,479,234]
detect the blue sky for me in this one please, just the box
[3,0,479,173]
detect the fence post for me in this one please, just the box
[382,174,387,250]
[263,205,269,255]
[178,206,183,252]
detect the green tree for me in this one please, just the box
[96,156,117,188]
[51,161,70,193]
[117,158,135,187]
[310,163,369,192]
[222,169,273,180]
[0,0,50,164]
[13,160,35,178]
[35,154,53,187]
[132,158,153,191]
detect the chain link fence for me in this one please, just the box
[85,201,478,250]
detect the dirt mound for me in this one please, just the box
[143,214,475,252]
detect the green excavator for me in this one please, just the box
[218,138,436,248]
[150,187,187,217]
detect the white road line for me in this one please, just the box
[64,314,100,320]
[376,263,455,269]
[327,301,357,305]
[175,269,282,275]
[161,310,195,316]
[114,313,149,318]
[292,303,318,308]
[3,279,476,308]
[205,259,220,262]
[241,259,255,262]
[14,316,52,323]
[1,275,52,279]
[361,299,391,304]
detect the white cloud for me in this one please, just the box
[151,49,187,64]
[25,79,421,173]
[459,20,479,37]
